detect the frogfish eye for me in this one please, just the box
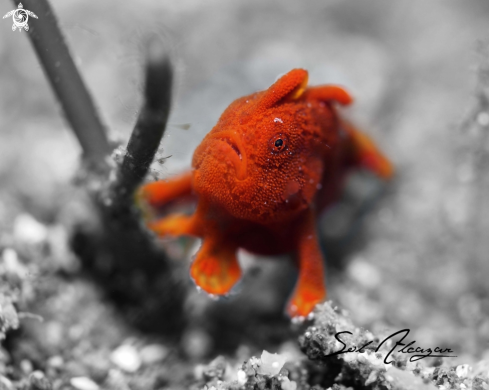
[269,134,288,154]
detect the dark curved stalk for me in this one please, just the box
[14,0,184,335]
[12,0,111,171]
[89,37,183,336]
[113,37,173,203]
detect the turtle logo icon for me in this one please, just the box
[3,3,38,32]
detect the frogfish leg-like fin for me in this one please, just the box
[341,119,394,180]
[190,237,241,296]
[287,210,327,318]
[137,171,193,209]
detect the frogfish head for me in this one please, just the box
[191,69,342,223]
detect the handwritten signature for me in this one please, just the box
[326,329,456,364]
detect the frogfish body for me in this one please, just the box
[138,69,393,318]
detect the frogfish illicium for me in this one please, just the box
[138,68,393,318]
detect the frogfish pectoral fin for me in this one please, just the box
[342,119,394,180]
[147,213,199,237]
[137,171,193,209]
[190,238,241,295]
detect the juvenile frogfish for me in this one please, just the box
[138,69,393,318]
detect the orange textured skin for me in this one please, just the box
[138,69,393,318]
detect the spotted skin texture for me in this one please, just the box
[138,69,393,318]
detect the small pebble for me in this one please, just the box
[348,257,381,289]
[258,351,287,376]
[280,377,297,390]
[193,365,205,381]
[106,370,130,390]
[0,300,19,331]
[0,376,14,390]
[455,364,470,378]
[47,356,64,369]
[20,359,33,375]
[110,345,141,373]
[182,328,212,359]
[237,370,247,385]
[28,371,52,390]
[13,214,48,245]
[2,248,27,279]
[140,344,168,365]
[477,111,489,127]
[70,377,99,390]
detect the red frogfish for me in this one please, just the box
[138,68,393,318]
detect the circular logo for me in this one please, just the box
[13,9,28,28]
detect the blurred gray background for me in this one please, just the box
[2,0,489,362]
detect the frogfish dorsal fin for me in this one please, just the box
[255,69,309,112]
